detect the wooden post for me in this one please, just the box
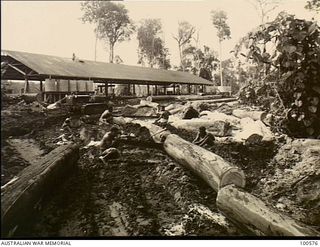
[132,84,135,95]
[128,83,131,95]
[105,82,108,96]
[173,85,176,95]
[164,86,167,95]
[24,77,29,94]
[155,85,158,95]
[67,80,70,92]
[188,85,191,94]
[147,85,150,95]
[39,80,43,92]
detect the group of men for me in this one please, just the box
[60,101,215,163]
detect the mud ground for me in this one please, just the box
[1,101,319,236]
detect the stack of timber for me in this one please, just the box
[1,144,79,237]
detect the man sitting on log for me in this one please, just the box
[182,105,199,119]
[193,126,215,147]
[98,125,122,163]
[99,106,114,125]
[154,105,171,128]
[99,125,121,151]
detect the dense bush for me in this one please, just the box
[235,12,320,138]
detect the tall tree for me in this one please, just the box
[247,0,282,24]
[81,1,135,63]
[211,10,231,86]
[137,19,170,69]
[172,21,196,71]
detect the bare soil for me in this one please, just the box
[1,101,319,236]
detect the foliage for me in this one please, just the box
[137,19,170,69]
[182,45,219,80]
[305,0,320,12]
[211,10,231,86]
[81,1,135,62]
[211,10,231,42]
[214,59,240,94]
[235,12,320,138]
[173,21,196,70]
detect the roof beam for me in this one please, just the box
[7,63,26,76]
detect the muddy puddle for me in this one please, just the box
[7,139,44,164]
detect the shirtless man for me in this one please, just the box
[99,125,121,151]
[193,126,215,147]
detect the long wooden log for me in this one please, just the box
[1,144,79,237]
[163,134,245,192]
[232,109,267,121]
[217,185,320,236]
[113,117,170,143]
[169,118,232,137]
[133,120,171,143]
[233,117,274,144]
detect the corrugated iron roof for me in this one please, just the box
[1,50,214,86]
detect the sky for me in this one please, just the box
[1,0,319,67]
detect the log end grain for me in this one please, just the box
[219,167,246,189]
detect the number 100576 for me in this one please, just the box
[300,241,318,246]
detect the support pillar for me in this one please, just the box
[155,85,158,95]
[147,85,150,96]
[24,77,29,94]
[39,80,44,101]
[105,82,108,96]
[173,85,176,95]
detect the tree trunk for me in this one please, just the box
[94,33,98,61]
[1,144,79,237]
[217,185,320,236]
[163,134,245,192]
[109,43,114,63]
[170,119,232,137]
[113,117,170,143]
[219,40,223,86]
[179,45,184,71]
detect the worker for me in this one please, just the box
[193,126,215,147]
[182,105,199,119]
[99,105,114,125]
[154,105,171,128]
[99,125,121,152]
[61,117,72,133]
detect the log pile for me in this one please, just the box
[1,144,79,237]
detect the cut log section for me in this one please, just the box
[217,185,320,236]
[163,134,245,192]
[232,109,267,121]
[1,144,79,237]
[233,117,274,144]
